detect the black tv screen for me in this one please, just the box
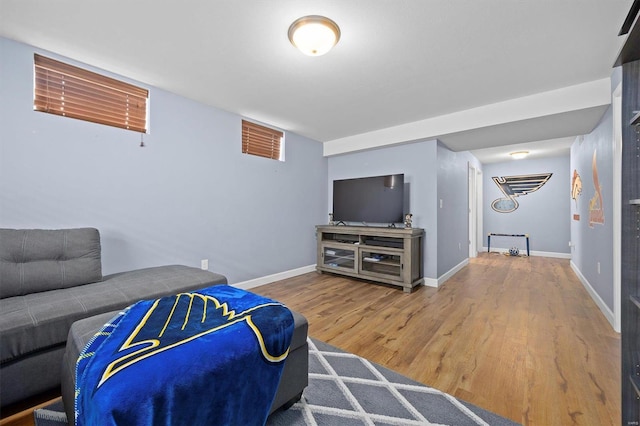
[333,174,404,224]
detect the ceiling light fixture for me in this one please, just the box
[288,15,340,56]
[510,151,530,160]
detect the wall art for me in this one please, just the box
[588,150,605,227]
[571,169,582,221]
[491,173,552,213]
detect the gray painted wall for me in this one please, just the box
[327,140,439,280]
[570,106,614,310]
[436,142,481,276]
[0,37,327,282]
[482,156,570,254]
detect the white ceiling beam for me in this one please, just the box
[323,78,612,157]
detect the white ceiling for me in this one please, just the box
[0,0,632,161]
[470,137,575,164]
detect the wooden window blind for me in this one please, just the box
[34,54,149,133]
[242,120,284,160]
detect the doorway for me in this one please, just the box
[468,164,482,257]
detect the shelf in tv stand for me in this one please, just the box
[316,225,424,293]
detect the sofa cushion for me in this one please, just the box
[0,228,102,299]
[0,265,227,365]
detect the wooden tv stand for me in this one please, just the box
[316,225,424,293]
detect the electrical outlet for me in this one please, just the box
[597,262,600,274]
[458,242,461,250]
[439,199,443,208]
[201,259,209,270]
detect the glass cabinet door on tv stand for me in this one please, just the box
[360,248,403,281]
[321,245,356,273]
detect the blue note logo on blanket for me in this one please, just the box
[97,291,290,387]
[75,286,294,426]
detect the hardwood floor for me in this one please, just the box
[253,253,621,426]
[1,253,619,425]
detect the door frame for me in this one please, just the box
[468,163,481,258]
[613,82,622,332]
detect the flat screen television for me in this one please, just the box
[332,174,404,224]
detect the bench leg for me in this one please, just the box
[280,391,303,410]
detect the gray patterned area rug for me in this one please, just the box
[35,339,519,426]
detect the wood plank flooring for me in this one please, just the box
[253,253,620,426]
[1,253,619,425]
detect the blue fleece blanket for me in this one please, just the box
[75,285,294,426]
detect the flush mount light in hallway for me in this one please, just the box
[510,151,530,160]
[288,15,340,56]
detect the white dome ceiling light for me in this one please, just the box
[288,15,341,56]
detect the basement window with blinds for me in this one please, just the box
[33,54,149,133]
[242,120,284,161]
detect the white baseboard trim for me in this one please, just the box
[482,247,571,259]
[436,258,470,287]
[570,260,617,332]
[423,277,439,288]
[234,264,445,291]
[233,264,316,290]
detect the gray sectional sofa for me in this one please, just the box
[0,228,228,408]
